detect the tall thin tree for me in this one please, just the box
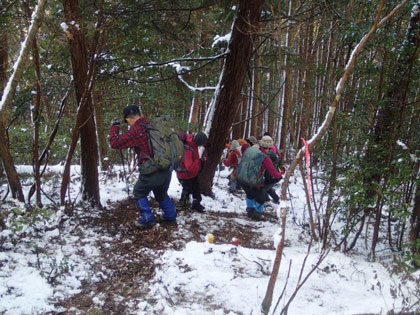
[261,1,407,312]
[0,0,47,202]
[60,0,103,207]
[199,0,266,195]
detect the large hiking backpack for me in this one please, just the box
[139,115,184,175]
[237,147,266,187]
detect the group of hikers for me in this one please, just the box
[109,105,285,229]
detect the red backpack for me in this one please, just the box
[176,134,201,179]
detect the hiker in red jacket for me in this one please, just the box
[223,139,242,193]
[109,105,176,229]
[176,131,208,212]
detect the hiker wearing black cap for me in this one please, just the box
[109,105,176,229]
[176,131,208,212]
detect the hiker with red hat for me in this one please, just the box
[109,105,177,229]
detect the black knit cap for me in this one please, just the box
[193,132,208,146]
[123,105,140,120]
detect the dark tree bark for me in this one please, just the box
[198,0,265,195]
[251,47,262,137]
[24,1,43,207]
[0,122,24,202]
[262,1,407,312]
[410,182,420,266]
[0,8,24,202]
[61,0,102,207]
[366,2,420,257]
[93,84,108,170]
[231,100,243,140]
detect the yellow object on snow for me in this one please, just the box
[206,233,214,243]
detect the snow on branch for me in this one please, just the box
[0,0,47,114]
[170,62,217,92]
[108,53,228,75]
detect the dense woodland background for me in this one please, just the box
[1,0,420,268]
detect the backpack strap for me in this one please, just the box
[138,121,154,162]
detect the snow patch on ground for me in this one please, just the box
[0,165,418,314]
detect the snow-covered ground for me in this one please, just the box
[0,165,418,314]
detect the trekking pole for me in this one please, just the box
[119,149,130,197]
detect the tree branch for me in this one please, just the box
[261,1,408,313]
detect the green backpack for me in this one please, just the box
[139,115,184,175]
[237,147,266,187]
[265,149,281,185]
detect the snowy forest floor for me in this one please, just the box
[1,166,420,314]
[55,197,279,313]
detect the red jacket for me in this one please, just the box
[109,118,152,164]
[223,150,240,168]
[223,149,241,177]
[176,134,201,180]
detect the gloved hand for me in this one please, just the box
[280,166,286,173]
[111,118,120,126]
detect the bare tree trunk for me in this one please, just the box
[410,181,420,266]
[24,1,43,207]
[298,8,315,141]
[232,100,243,140]
[0,123,23,202]
[0,0,47,114]
[199,0,265,196]
[323,112,338,248]
[251,48,262,137]
[279,0,294,164]
[27,86,71,202]
[267,75,276,138]
[261,2,406,312]
[60,0,103,207]
[0,2,28,203]
[189,79,201,128]
[93,84,108,170]
[368,1,420,257]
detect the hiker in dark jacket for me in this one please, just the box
[109,105,176,229]
[239,144,284,221]
[176,131,208,212]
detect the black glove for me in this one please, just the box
[111,118,120,126]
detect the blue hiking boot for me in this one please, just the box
[250,202,265,221]
[134,198,155,229]
[158,197,177,223]
[246,198,256,218]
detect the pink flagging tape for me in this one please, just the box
[301,137,311,200]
